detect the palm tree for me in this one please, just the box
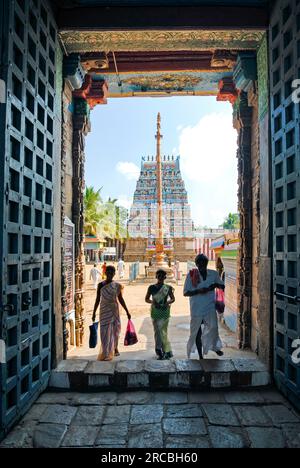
[84,187,103,236]
[98,199,118,239]
[84,186,129,239]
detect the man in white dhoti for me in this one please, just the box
[184,254,225,359]
[117,258,125,280]
[90,264,101,290]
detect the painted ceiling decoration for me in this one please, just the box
[60,29,265,54]
[58,5,265,100]
[93,70,233,97]
[122,74,202,91]
[80,50,236,74]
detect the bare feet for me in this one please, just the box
[215,350,224,356]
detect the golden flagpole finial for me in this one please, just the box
[156,113,162,139]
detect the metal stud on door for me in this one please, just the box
[0,0,57,437]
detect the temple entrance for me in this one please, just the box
[60,38,268,367]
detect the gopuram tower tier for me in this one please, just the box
[124,150,195,263]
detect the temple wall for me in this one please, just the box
[256,35,272,366]
[173,238,195,262]
[234,37,272,364]
[59,80,76,358]
[232,44,272,365]
[124,238,195,262]
[124,238,148,262]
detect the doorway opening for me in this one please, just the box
[65,95,255,363]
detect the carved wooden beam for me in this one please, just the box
[211,50,237,69]
[81,51,217,74]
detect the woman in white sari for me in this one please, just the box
[184,254,225,359]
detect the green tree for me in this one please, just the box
[84,186,128,239]
[99,199,119,239]
[221,213,240,230]
[115,205,129,239]
[84,186,103,236]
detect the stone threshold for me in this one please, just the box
[49,358,271,392]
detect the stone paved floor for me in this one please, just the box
[1,389,300,448]
[69,264,255,361]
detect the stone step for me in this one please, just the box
[49,358,271,392]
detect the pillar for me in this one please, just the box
[62,55,87,355]
[233,52,257,350]
[72,98,90,347]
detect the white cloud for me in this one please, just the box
[116,194,132,210]
[178,112,238,227]
[179,113,237,183]
[116,161,140,181]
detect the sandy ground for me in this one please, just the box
[69,263,255,361]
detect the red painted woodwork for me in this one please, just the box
[217,77,238,104]
[73,75,108,108]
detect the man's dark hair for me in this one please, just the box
[195,254,209,266]
[156,269,167,278]
[106,266,116,275]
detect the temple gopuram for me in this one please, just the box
[124,154,195,262]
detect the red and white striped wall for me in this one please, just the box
[194,238,215,261]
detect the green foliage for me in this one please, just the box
[84,186,128,239]
[84,187,103,237]
[220,212,240,230]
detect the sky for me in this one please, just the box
[85,96,238,228]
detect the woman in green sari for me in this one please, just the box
[145,269,175,360]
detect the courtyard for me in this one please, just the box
[68,264,255,361]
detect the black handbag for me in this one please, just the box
[89,322,99,349]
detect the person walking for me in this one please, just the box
[215,256,226,322]
[216,256,225,283]
[145,269,175,360]
[117,258,125,280]
[92,266,131,361]
[90,264,101,290]
[184,254,225,359]
[101,262,107,280]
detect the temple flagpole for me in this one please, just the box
[155,112,165,265]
